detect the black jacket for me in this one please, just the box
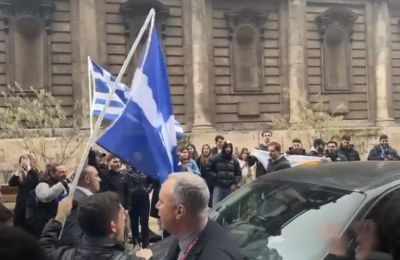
[38,219,136,260]
[265,156,291,174]
[325,151,348,162]
[367,145,400,161]
[162,219,244,260]
[8,169,39,229]
[286,147,307,155]
[210,153,241,188]
[307,149,325,157]
[196,156,216,189]
[248,144,269,178]
[59,188,90,246]
[99,169,129,208]
[338,145,360,161]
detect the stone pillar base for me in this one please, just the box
[191,125,215,134]
[376,118,396,127]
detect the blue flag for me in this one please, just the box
[90,61,129,120]
[96,28,179,182]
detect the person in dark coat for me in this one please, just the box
[38,192,136,260]
[196,144,216,207]
[98,154,130,208]
[247,130,273,178]
[308,138,326,157]
[31,163,69,237]
[325,141,347,162]
[338,134,360,161]
[286,138,307,155]
[367,134,400,161]
[265,142,291,174]
[59,165,101,246]
[210,141,242,206]
[211,135,225,156]
[157,173,243,260]
[8,154,39,234]
[125,167,151,248]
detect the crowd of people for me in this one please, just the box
[0,130,399,260]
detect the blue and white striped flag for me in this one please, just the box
[90,61,130,121]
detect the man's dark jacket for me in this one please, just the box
[162,219,244,260]
[367,145,400,161]
[248,144,269,178]
[210,145,241,188]
[338,145,360,161]
[286,147,307,155]
[265,156,291,174]
[59,188,90,246]
[38,219,136,260]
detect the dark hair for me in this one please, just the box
[78,192,121,237]
[0,226,47,260]
[238,148,249,160]
[261,130,273,137]
[214,135,224,142]
[341,134,351,142]
[292,138,302,144]
[268,141,281,152]
[18,154,29,164]
[327,140,338,147]
[313,139,325,148]
[380,134,389,141]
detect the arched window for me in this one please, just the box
[317,7,357,92]
[226,8,267,92]
[13,16,46,89]
[0,0,54,92]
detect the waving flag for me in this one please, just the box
[90,61,129,120]
[96,27,179,182]
[251,149,323,170]
[90,59,184,138]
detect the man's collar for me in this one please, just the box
[76,186,93,196]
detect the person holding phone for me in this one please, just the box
[8,154,39,234]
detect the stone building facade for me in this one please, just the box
[0,0,400,150]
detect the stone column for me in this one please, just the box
[71,0,100,129]
[374,0,395,126]
[288,0,308,125]
[190,0,214,131]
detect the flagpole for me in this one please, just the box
[88,56,94,137]
[70,8,156,195]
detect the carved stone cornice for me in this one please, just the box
[0,0,55,33]
[225,7,268,41]
[316,7,358,41]
[120,0,169,38]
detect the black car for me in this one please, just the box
[151,161,400,260]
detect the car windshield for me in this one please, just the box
[208,180,365,260]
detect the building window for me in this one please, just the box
[0,0,54,92]
[226,8,267,92]
[13,16,46,90]
[317,7,357,92]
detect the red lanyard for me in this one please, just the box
[181,236,199,260]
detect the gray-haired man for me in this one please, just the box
[157,173,243,260]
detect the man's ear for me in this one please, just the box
[110,220,117,234]
[176,205,186,220]
[84,175,90,184]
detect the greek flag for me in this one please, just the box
[96,28,180,182]
[90,61,129,121]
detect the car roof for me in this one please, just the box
[260,161,400,192]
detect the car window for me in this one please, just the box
[344,186,400,259]
[209,180,365,260]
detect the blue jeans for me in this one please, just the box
[212,186,231,207]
